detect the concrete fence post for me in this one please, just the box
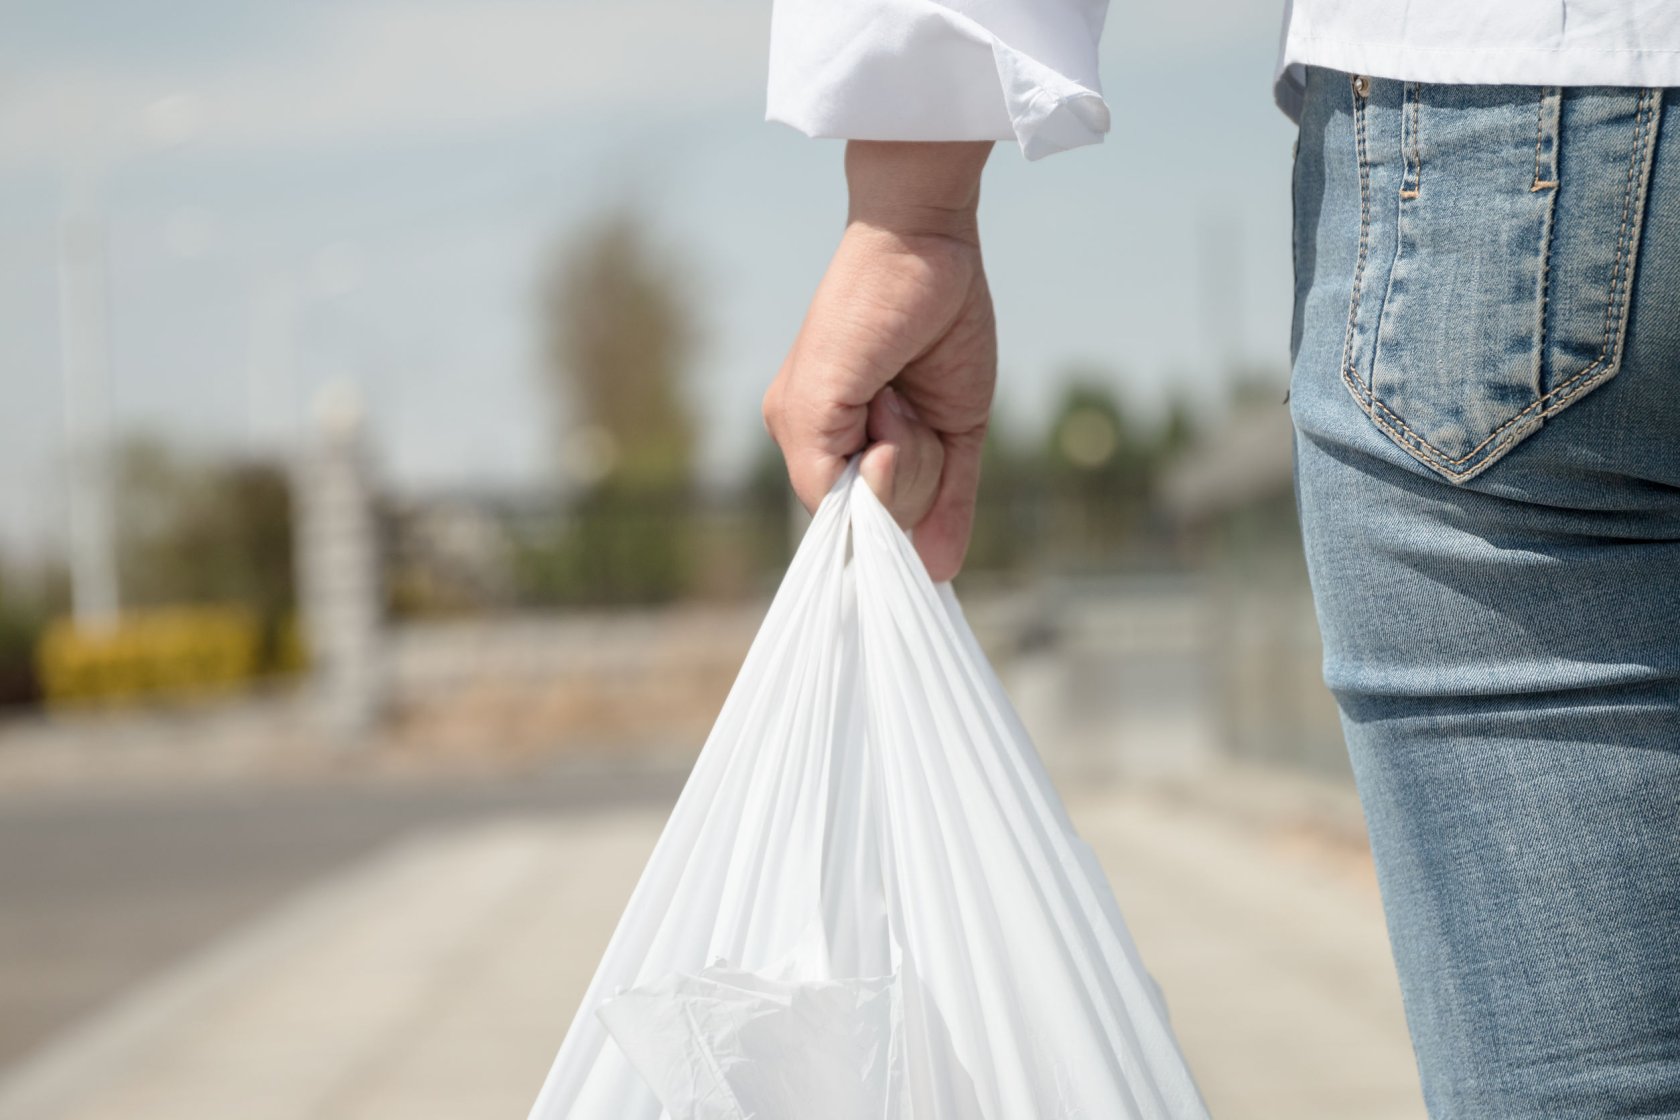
[295,385,384,742]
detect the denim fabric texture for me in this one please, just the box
[1289,67,1680,1117]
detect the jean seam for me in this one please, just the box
[1338,86,1660,481]
[1290,125,1305,367]
[1338,74,1374,403]
[1532,95,1561,400]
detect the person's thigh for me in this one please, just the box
[1289,68,1680,1118]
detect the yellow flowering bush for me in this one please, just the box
[37,607,268,706]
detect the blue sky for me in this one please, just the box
[0,0,1297,559]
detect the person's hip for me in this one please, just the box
[1286,66,1680,699]
[1284,67,1680,1119]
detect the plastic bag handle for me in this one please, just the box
[800,454,946,594]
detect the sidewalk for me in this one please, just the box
[0,785,1424,1120]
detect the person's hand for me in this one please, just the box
[763,140,996,583]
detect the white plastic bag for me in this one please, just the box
[529,461,1208,1120]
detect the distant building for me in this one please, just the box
[1158,399,1296,533]
[1155,398,1348,779]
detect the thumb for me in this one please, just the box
[911,426,984,583]
[858,386,943,530]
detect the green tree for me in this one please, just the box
[115,438,294,618]
[1155,394,1198,463]
[526,208,701,603]
[113,437,296,665]
[962,414,1048,575]
[0,562,64,707]
[539,209,696,492]
[1041,376,1155,565]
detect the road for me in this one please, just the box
[0,779,1427,1120]
[0,762,685,1075]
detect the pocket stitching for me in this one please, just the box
[1338,87,1660,481]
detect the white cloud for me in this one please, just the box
[0,0,770,169]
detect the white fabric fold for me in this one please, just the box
[767,0,1110,160]
[1274,0,1680,122]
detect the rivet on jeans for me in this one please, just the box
[1352,74,1371,98]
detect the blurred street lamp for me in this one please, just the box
[56,90,203,631]
[57,215,119,631]
[243,239,368,461]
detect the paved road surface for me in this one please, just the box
[0,784,1426,1120]
[0,763,684,1074]
[0,760,1427,1120]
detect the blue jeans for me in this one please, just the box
[1289,68,1680,1117]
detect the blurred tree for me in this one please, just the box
[525,208,701,604]
[964,414,1048,575]
[1227,365,1291,408]
[113,437,296,668]
[1041,374,1170,567]
[1155,395,1198,463]
[742,435,796,563]
[0,563,64,707]
[539,209,697,492]
[1046,379,1137,473]
[116,438,293,615]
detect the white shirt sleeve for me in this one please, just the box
[766,0,1111,161]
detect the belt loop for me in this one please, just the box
[1400,82,1423,199]
[1533,87,1562,191]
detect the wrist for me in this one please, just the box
[845,141,991,244]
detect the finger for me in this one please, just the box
[763,374,864,514]
[859,386,944,528]
[912,426,985,583]
[784,445,853,515]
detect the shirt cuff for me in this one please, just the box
[767,0,1111,161]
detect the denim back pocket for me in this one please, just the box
[1340,77,1663,482]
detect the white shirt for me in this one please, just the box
[767,0,1680,160]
